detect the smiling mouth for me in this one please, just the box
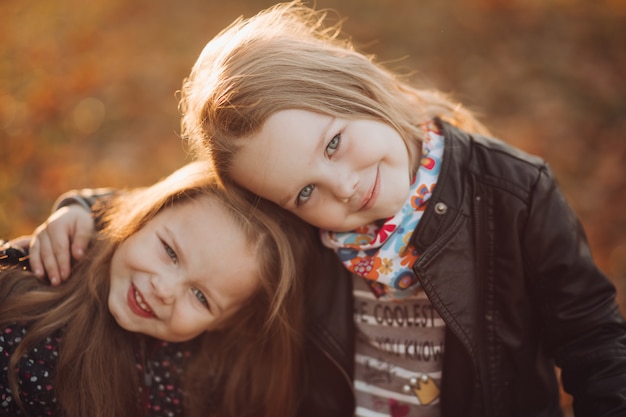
[134,288,152,313]
[128,284,155,318]
[359,166,380,211]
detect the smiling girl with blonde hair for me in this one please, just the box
[177,2,626,416]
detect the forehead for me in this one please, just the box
[230,109,330,205]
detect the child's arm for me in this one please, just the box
[526,166,626,415]
[28,188,115,285]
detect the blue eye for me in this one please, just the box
[191,288,210,310]
[162,241,178,264]
[326,133,340,156]
[297,184,315,205]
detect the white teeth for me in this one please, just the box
[134,288,152,313]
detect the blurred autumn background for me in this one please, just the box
[1,0,625,402]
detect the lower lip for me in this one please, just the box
[126,284,154,318]
[361,167,380,211]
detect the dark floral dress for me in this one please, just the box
[0,324,189,417]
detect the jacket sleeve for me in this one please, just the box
[52,188,118,230]
[524,164,626,416]
[53,188,117,213]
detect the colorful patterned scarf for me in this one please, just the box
[321,122,444,298]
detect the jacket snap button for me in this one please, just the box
[434,202,448,215]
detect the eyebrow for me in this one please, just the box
[277,115,336,207]
[165,225,225,315]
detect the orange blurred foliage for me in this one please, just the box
[1,3,625,412]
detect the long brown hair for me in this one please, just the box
[0,161,309,417]
[179,1,489,184]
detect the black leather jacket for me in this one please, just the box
[296,121,626,417]
[59,122,626,417]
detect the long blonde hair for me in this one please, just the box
[180,0,488,184]
[0,161,309,417]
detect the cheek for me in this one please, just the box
[109,251,125,278]
[307,209,349,231]
[170,310,211,340]
[116,242,156,272]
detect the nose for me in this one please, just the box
[328,167,358,202]
[150,273,180,305]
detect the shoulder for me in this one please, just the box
[1,324,61,415]
[441,121,552,201]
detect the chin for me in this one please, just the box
[325,219,359,232]
[109,306,138,334]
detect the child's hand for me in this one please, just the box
[29,205,95,285]
[6,235,31,250]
